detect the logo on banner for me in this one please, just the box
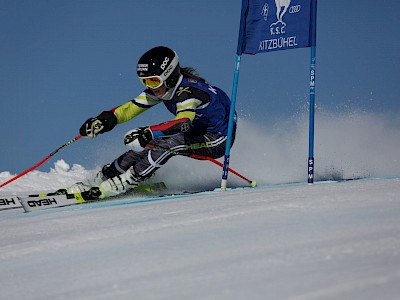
[269,0,300,35]
[261,3,269,21]
[238,0,311,54]
[259,0,304,52]
[273,0,291,25]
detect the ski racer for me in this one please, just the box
[70,46,236,199]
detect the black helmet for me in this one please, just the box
[137,46,181,89]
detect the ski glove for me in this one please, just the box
[80,111,117,138]
[124,127,153,152]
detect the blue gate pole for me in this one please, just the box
[308,47,316,184]
[308,0,318,184]
[221,54,241,190]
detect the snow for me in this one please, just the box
[1,161,400,300]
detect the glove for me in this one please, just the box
[80,118,103,138]
[79,111,117,138]
[124,127,153,152]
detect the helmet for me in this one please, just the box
[137,46,181,89]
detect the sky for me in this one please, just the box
[1,0,400,184]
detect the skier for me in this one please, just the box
[70,46,236,199]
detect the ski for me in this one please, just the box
[0,196,22,210]
[19,193,83,212]
[15,182,167,213]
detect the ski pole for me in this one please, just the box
[189,154,257,187]
[0,135,82,188]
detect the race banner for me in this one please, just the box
[222,0,317,187]
[237,0,312,55]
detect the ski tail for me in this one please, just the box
[0,196,22,210]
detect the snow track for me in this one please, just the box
[1,178,400,299]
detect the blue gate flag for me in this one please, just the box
[237,0,312,55]
[222,0,317,189]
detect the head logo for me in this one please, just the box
[27,198,57,207]
[0,198,17,206]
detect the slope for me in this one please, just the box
[1,178,400,300]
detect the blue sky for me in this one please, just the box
[1,0,400,175]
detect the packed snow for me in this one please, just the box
[1,162,400,299]
[0,173,400,300]
[1,114,400,299]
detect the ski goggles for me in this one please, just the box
[139,76,164,89]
